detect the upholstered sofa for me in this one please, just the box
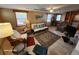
[31,23,48,32]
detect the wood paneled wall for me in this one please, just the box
[0,8,17,29]
[65,11,79,25]
[0,8,46,31]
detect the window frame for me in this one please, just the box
[14,10,28,26]
[47,14,53,22]
[56,14,62,21]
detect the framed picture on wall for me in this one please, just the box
[36,15,43,19]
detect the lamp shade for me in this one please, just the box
[0,23,13,38]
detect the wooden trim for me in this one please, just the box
[13,10,28,27]
[13,9,29,13]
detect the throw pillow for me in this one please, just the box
[33,44,48,55]
[27,37,35,47]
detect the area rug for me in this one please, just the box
[34,30,60,47]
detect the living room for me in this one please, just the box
[0,4,79,55]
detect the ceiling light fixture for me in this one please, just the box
[46,7,54,13]
[49,9,53,13]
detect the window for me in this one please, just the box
[47,14,52,22]
[15,12,27,26]
[56,15,61,21]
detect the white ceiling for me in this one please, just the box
[0,4,79,13]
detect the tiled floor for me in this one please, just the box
[48,26,75,55]
[48,26,57,32]
[48,38,75,55]
[48,26,65,36]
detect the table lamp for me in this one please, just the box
[24,19,30,28]
[0,23,13,54]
